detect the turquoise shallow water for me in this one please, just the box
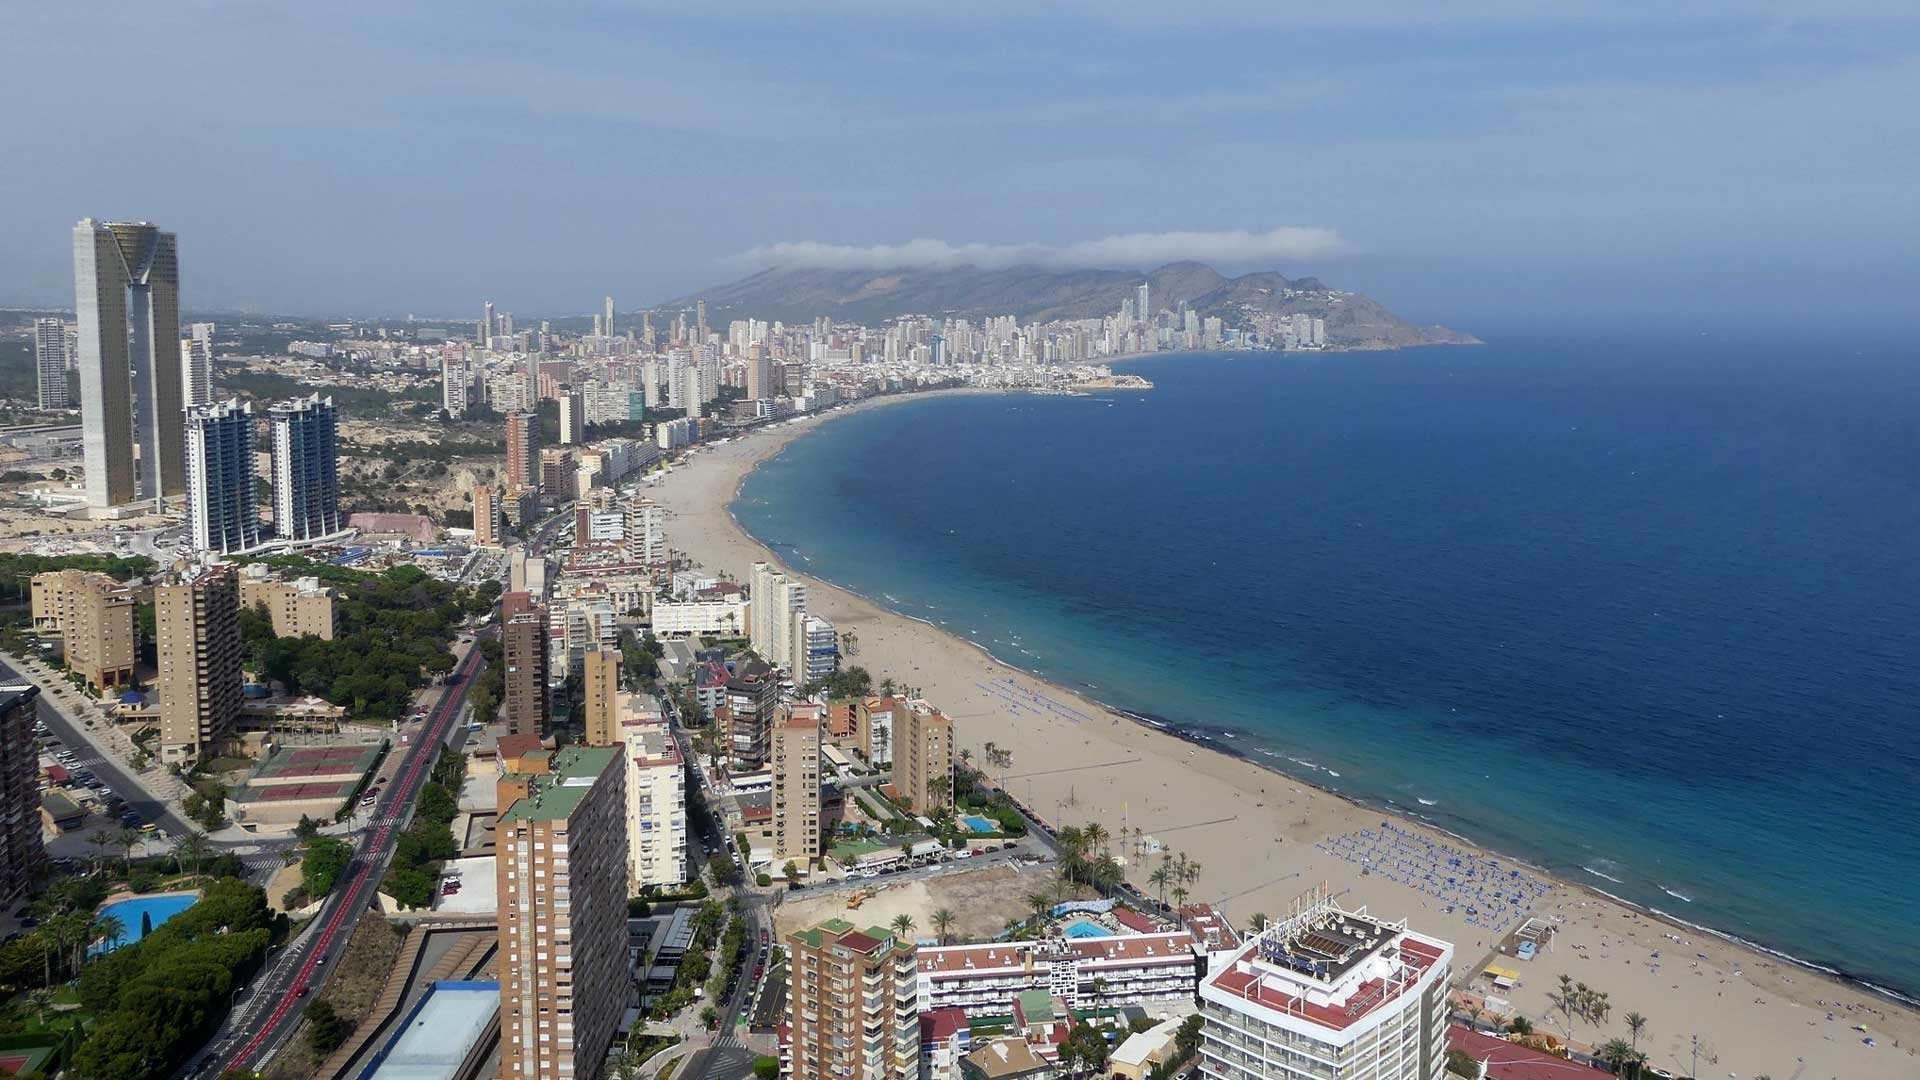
[734,341,1920,998]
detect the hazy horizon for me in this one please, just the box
[3,3,1917,338]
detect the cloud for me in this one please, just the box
[735,227,1347,272]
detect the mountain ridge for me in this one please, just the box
[659,260,1478,349]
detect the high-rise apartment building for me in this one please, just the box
[0,685,46,907]
[73,219,185,510]
[267,393,341,541]
[1198,890,1453,1080]
[786,919,920,1080]
[746,356,774,401]
[441,352,472,415]
[603,296,616,344]
[626,498,665,564]
[539,447,576,503]
[496,745,628,1080]
[771,704,823,863]
[749,562,808,673]
[855,696,899,768]
[155,563,243,764]
[894,700,954,813]
[473,484,500,547]
[28,570,136,689]
[33,318,71,410]
[558,388,585,445]
[505,412,539,497]
[180,333,213,408]
[724,660,778,768]
[500,590,550,738]
[581,645,620,746]
[1136,282,1151,323]
[789,613,837,688]
[184,399,262,554]
[619,700,688,890]
[483,300,495,348]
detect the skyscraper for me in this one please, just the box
[604,295,616,343]
[496,744,628,1080]
[1137,282,1151,323]
[0,685,46,907]
[183,399,261,554]
[33,318,71,410]
[179,333,213,408]
[473,483,499,547]
[505,412,539,496]
[500,590,549,737]
[483,300,495,348]
[558,387,585,445]
[581,645,620,746]
[155,563,242,764]
[786,919,920,1080]
[267,393,341,541]
[771,704,823,863]
[440,352,472,415]
[73,219,186,510]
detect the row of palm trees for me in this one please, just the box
[80,826,215,878]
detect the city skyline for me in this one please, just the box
[2,6,1916,337]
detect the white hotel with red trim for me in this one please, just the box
[1197,891,1452,1080]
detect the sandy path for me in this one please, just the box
[647,394,1920,1079]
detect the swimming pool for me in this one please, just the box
[93,891,199,952]
[1063,919,1112,939]
[962,814,998,834]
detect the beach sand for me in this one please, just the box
[649,394,1920,1080]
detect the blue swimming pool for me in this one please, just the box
[93,892,199,952]
[1064,919,1112,939]
[962,814,997,834]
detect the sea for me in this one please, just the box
[732,340,1920,999]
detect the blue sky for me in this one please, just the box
[3,2,1917,336]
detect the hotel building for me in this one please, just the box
[1197,892,1452,1080]
[497,745,628,1080]
[786,919,921,1080]
[29,570,137,689]
[155,562,243,763]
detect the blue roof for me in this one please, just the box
[362,980,499,1080]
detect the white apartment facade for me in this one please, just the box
[652,598,749,638]
[621,706,689,890]
[1197,895,1452,1080]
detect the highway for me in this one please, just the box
[201,640,487,1076]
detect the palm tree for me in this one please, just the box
[931,908,957,945]
[1596,1039,1636,1077]
[115,826,142,876]
[1624,1011,1648,1053]
[1082,822,1109,859]
[890,914,915,941]
[91,913,126,954]
[25,988,53,1027]
[1148,865,1171,907]
[175,829,211,876]
[85,831,116,875]
[1170,885,1189,908]
[1025,891,1052,927]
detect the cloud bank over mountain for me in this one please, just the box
[734,227,1347,272]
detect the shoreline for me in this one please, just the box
[651,388,1920,1078]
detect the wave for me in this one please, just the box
[1417,798,1438,807]
[1583,866,1626,884]
[1660,886,1694,903]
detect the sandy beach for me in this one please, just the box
[649,393,1919,1080]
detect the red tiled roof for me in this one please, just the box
[921,1007,969,1043]
[1447,1027,1606,1080]
[1114,907,1159,934]
[839,930,884,954]
[920,943,1034,975]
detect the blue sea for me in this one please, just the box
[734,341,1920,997]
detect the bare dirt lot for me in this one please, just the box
[773,863,1060,942]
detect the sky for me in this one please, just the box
[2,2,1918,337]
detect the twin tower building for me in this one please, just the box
[72,219,340,549]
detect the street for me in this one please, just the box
[200,638,487,1076]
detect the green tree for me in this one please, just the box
[301,837,354,897]
[931,908,956,945]
[890,914,915,940]
[305,997,353,1054]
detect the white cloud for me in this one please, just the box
[735,227,1347,271]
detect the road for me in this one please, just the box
[0,656,206,846]
[201,641,487,1076]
